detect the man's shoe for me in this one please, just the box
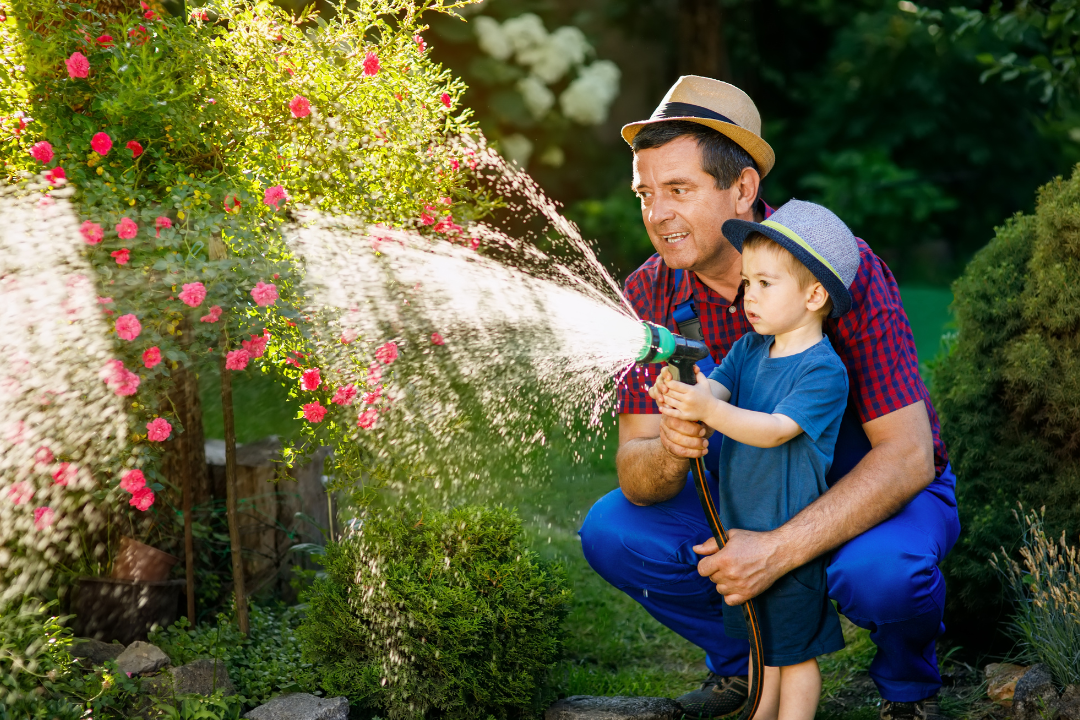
[676,673,749,719]
[880,696,945,720]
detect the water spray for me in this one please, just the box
[637,322,764,720]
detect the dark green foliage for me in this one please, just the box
[298,505,571,720]
[0,602,82,720]
[150,604,317,707]
[933,163,1080,628]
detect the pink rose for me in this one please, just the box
[179,282,206,307]
[33,506,55,531]
[367,363,382,385]
[35,446,54,465]
[340,328,359,344]
[146,417,172,442]
[263,185,288,210]
[331,385,357,406]
[119,468,146,493]
[155,216,171,237]
[414,34,427,53]
[241,331,269,358]
[116,217,137,239]
[100,359,140,396]
[7,481,32,505]
[420,205,437,225]
[66,52,90,79]
[303,401,326,423]
[129,486,154,511]
[440,92,451,108]
[46,167,66,185]
[115,313,141,341]
[225,348,250,371]
[362,387,381,404]
[142,346,162,369]
[431,332,445,345]
[200,305,222,323]
[357,408,378,429]
[363,52,380,76]
[96,34,114,47]
[30,141,53,164]
[301,368,321,391]
[433,215,462,234]
[91,132,112,155]
[52,462,77,486]
[111,248,130,265]
[374,341,398,365]
[80,220,104,244]
[289,95,310,118]
[126,140,143,158]
[250,281,278,306]
[190,10,208,21]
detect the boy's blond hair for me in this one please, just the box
[743,232,833,318]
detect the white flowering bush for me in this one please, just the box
[434,10,620,170]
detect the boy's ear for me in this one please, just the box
[806,282,829,312]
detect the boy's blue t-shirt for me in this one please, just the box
[707,331,849,666]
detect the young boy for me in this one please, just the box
[650,199,861,720]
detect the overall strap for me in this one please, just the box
[671,268,703,341]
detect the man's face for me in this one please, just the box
[632,135,740,272]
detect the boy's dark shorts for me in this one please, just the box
[722,557,844,666]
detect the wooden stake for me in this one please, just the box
[220,354,249,634]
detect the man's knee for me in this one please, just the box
[579,489,638,583]
[828,532,944,625]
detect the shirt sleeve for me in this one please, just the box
[829,244,928,424]
[708,333,746,394]
[773,357,849,442]
[616,265,663,415]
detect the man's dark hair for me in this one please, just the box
[632,120,759,190]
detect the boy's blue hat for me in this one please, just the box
[722,199,860,317]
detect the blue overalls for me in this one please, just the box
[580,270,961,701]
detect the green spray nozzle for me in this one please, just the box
[636,322,711,385]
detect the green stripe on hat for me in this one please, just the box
[760,220,842,283]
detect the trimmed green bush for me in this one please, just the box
[933,164,1080,621]
[298,505,571,720]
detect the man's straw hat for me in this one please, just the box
[621,75,775,178]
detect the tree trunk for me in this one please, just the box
[220,354,249,635]
[678,0,731,82]
[160,323,209,623]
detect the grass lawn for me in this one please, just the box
[201,284,961,716]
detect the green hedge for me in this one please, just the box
[933,164,1080,625]
[298,505,571,720]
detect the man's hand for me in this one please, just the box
[693,531,787,605]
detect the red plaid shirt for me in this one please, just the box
[618,227,949,479]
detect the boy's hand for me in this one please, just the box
[647,366,675,407]
[657,366,716,423]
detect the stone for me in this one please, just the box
[545,696,682,720]
[985,663,1028,706]
[242,693,349,720]
[142,659,235,697]
[115,641,170,677]
[1013,664,1059,720]
[1056,685,1080,720]
[70,638,125,667]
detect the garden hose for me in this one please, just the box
[638,322,765,720]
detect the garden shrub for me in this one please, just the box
[992,507,1080,687]
[298,505,571,720]
[933,164,1080,626]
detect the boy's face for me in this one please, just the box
[740,245,827,335]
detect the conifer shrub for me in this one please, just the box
[933,164,1080,627]
[297,505,571,720]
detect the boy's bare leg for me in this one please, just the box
[750,664,781,720]
[776,658,822,720]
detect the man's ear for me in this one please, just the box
[733,167,761,217]
[806,282,829,313]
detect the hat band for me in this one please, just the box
[760,220,842,283]
[653,101,739,127]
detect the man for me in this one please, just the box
[578,76,960,720]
